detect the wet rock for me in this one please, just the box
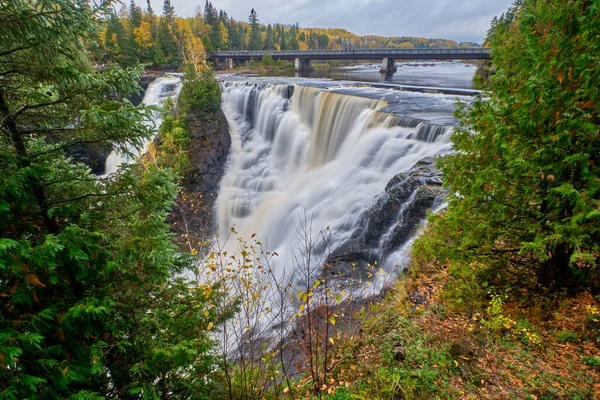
[324,157,446,282]
[68,143,111,175]
[394,346,407,362]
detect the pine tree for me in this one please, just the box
[289,24,299,50]
[266,24,274,50]
[0,1,226,397]
[162,0,175,23]
[129,0,143,30]
[248,8,261,50]
[157,0,179,65]
[146,0,154,15]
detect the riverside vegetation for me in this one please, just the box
[1,1,599,400]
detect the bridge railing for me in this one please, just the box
[212,48,490,58]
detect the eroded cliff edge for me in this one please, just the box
[169,110,231,247]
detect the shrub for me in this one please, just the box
[179,63,222,117]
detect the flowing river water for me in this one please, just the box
[102,63,477,293]
[217,62,477,289]
[103,75,182,176]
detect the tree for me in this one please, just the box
[178,20,207,70]
[265,24,274,50]
[157,2,179,66]
[248,8,261,50]
[426,0,600,292]
[146,0,154,15]
[0,1,225,397]
[228,20,243,51]
[288,24,299,50]
[129,0,143,31]
[201,33,214,54]
[162,0,175,23]
[218,21,229,51]
[104,11,137,66]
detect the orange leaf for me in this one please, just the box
[25,274,45,288]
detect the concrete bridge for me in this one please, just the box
[210,47,490,74]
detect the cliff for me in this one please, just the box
[169,110,231,247]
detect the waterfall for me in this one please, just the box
[102,76,182,176]
[218,81,453,283]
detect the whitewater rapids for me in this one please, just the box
[217,81,454,283]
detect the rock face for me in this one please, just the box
[68,143,111,175]
[324,157,445,281]
[169,110,231,244]
[184,111,231,207]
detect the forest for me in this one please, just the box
[1,0,599,399]
[100,0,472,68]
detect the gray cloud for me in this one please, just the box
[141,0,513,43]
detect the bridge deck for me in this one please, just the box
[211,48,490,61]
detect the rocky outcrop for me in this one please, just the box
[68,143,111,175]
[324,157,445,281]
[169,110,231,244]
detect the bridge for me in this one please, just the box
[210,48,490,74]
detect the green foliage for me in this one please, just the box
[480,292,512,333]
[0,1,227,397]
[419,0,600,294]
[372,317,458,399]
[157,99,191,175]
[322,387,353,400]
[583,356,600,370]
[262,52,275,66]
[179,64,222,117]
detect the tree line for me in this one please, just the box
[100,0,474,68]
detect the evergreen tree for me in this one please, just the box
[157,0,179,65]
[266,24,275,50]
[201,33,214,53]
[228,20,242,50]
[0,0,225,397]
[104,11,137,66]
[203,0,216,25]
[248,8,261,50]
[146,0,154,15]
[288,24,299,50]
[424,0,600,291]
[129,0,143,30]
[162,0,175,23]
[128,0,143,59]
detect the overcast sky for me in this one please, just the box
[139,0,514,44]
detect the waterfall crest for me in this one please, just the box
[218,81,453,281]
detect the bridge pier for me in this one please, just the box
[234,59,248,68]
[379,58,397,75]
[295,58,314,73]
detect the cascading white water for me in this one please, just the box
[102,76,182,176]
[218,81,454,282]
